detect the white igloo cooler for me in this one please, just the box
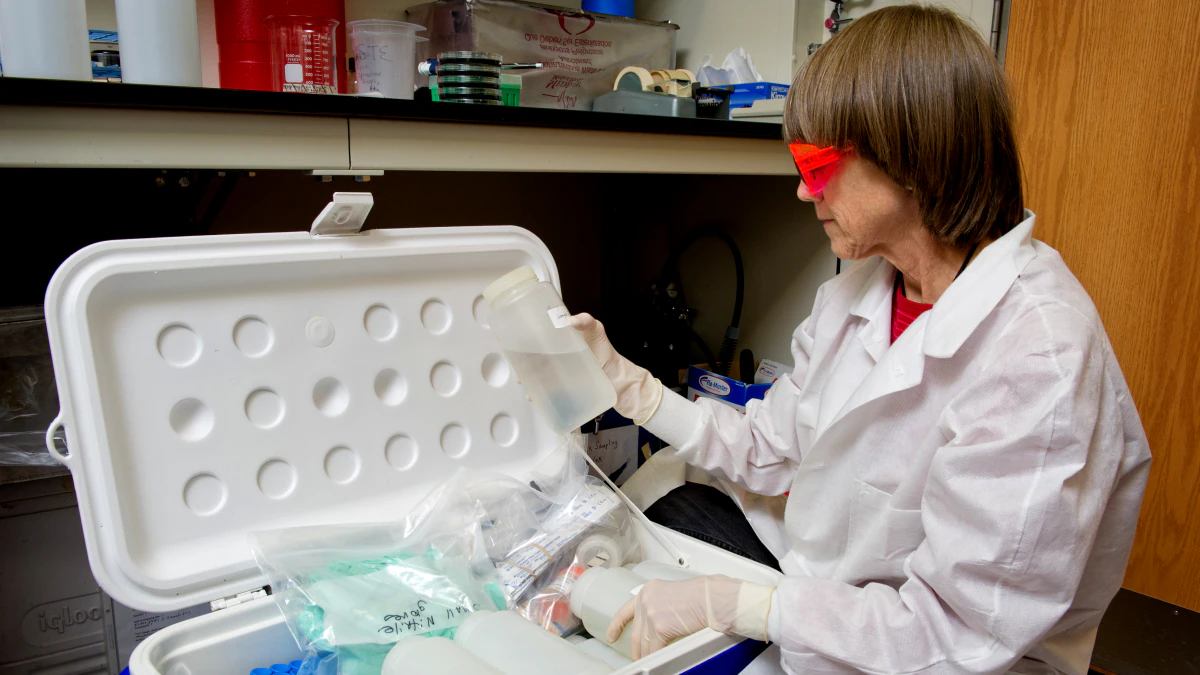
[42,194,782,675]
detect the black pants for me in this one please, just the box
[645,483,781,571]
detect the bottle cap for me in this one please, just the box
[483,266,538,305]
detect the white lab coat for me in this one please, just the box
[642,212,1151,675]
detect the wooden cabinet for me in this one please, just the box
[1005,0,1200,612]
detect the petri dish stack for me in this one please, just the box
[438,51,502,105]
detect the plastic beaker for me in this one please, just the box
[265,15,339,94]
[0,0,91,81]
[347,20,426,99]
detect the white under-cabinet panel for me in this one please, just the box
[348,119,793,175]
[0,106,350,170]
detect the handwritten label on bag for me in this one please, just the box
[377,600,481,637]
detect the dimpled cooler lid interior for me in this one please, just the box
[44,225,562,611]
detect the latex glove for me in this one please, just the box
[570,313,663,425]
[607,575,775,660]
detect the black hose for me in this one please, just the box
[660,224,746,375]
[662,225,744,329]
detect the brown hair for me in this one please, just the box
[784,4,1023,247]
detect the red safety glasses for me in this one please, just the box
[788,142,844,195]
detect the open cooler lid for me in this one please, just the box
[43,197,565,612]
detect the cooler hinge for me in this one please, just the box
[210,587,268,612]
[310,192,373,236]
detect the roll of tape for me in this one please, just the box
[614,65,654,91]
[576,533,626,568]
[671,68,696,83]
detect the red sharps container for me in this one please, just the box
[215,0,346,93]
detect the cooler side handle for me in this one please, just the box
[45,413,72,465]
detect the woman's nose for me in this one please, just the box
[797,180,818,202]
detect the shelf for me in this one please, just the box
[0,78,793,174]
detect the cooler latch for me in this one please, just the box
[310,192,374,236]
[209,587,268,612]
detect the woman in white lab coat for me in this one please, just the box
[571,5,1151,674]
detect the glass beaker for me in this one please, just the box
[264,15,338,94]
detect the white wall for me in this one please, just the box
[634,0,994,88]
[636,0,799,84]
[84,0,116,29]
[809,0,994,49]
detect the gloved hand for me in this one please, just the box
[606,575,775,660]
[570,313,663,425]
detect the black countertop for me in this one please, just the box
[0,77,784,140]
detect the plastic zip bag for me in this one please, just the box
[475,435,641,636]
[250,469,509,675]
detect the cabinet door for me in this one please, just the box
[1006,0,1200,611]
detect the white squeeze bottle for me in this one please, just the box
[569,566,649,659]
[484,266,616,434]
[382,636,504,675]
[453,609,614,675]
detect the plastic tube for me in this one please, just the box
[113,0,202,85]
[455,610,614,675]
[0,0,91,81]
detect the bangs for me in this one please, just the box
[783,46,856,151]
[779,4,1024,247]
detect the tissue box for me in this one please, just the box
[753,358,793,385]
[407,0,678,110]
[686,366,771,413]
[730,82,790,108]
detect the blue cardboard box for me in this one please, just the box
[730,82,790,108]
[686,366,771,412]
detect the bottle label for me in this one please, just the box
[547,305,572,328]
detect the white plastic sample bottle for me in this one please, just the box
[382,636,504,675]
[569,565,649,659]
[454,609,614,675]
[483,266,616,434]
